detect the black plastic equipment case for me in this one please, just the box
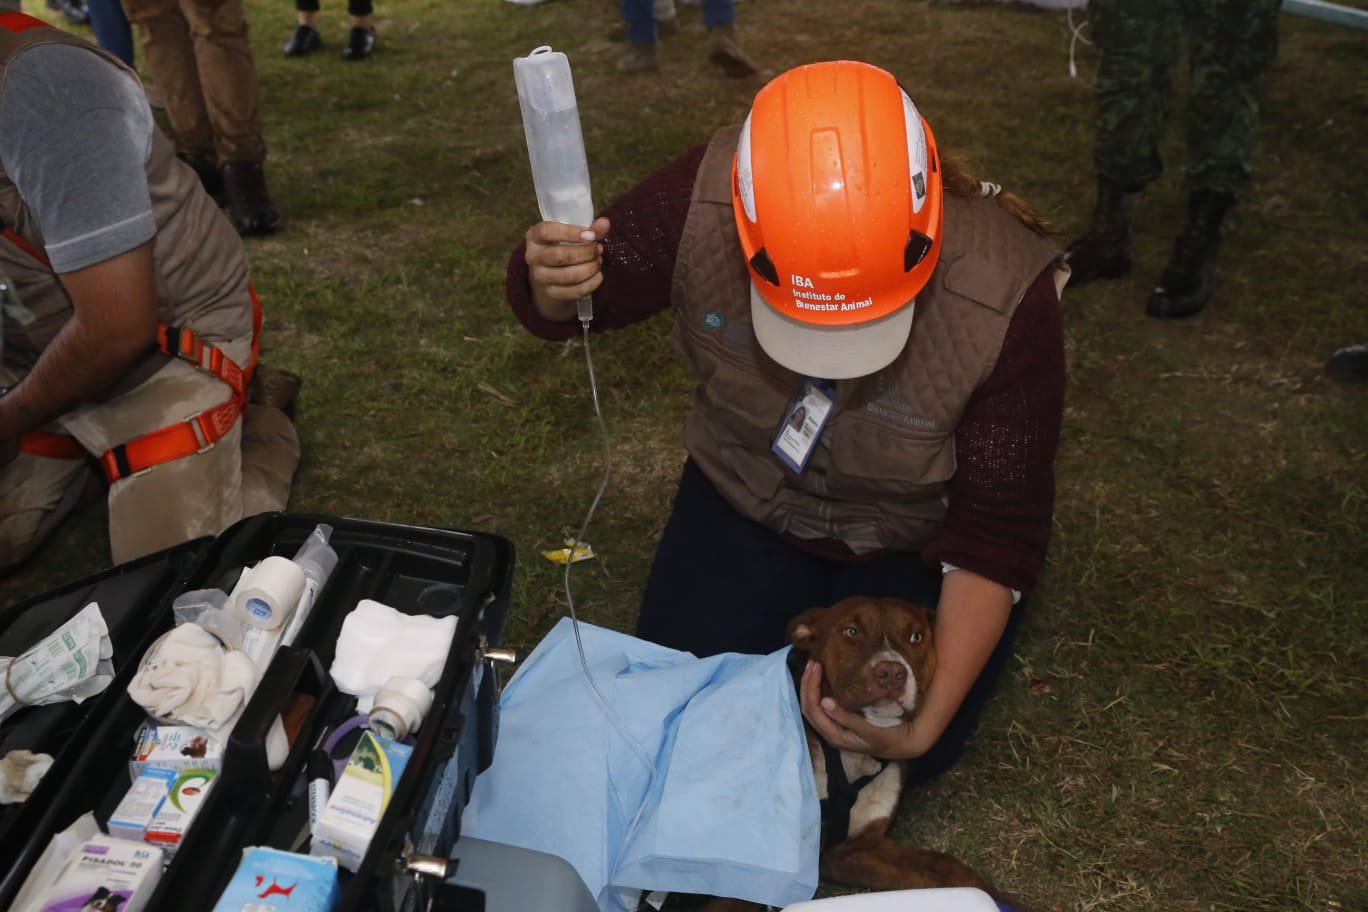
[0,511,513,912]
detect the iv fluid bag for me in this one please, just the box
[514,46,594,228]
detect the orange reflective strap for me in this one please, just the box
[98,285,264,484]
[1,227,50,266]
[157,324,247,398]
[19,430,86,460]
[98,396,241,483]
[246,284,262,383]
[0,11,52,34]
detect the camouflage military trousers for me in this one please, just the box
[1089,0,1281,195]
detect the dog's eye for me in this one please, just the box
[842,626,858,638]
[909,632,923,644]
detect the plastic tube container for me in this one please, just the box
[282,523,338,647]
[513,46,594,229]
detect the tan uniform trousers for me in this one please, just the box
[0,337,299,569]
[122,0,267,164]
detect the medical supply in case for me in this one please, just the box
[129,724,225,777]
[144,768,216,853]
[233,554,307,630]
[0,512,513,912]
[212,846,339,912]
[107,767,177,842]
[282,523,338,647]
[36,836,163,912]
[311,731,413,872]
[367,675,432,741]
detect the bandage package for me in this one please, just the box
[144,768,216,853]
[310,731,412,871]
[212,846,339,911]
[129,724,224,777]
[36,835,163,912]
[107,767,177,841]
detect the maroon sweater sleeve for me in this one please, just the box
[506,144,708,340]
[922,267,1065,594]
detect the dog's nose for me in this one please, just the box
[874,661,906,693]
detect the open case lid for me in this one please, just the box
[0,511,515,912]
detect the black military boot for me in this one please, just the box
[1147,189,1236,319]
[176,151,226,202]
[1064,178,1137,286]
[222,161,282,237]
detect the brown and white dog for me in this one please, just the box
[785,596,994,894]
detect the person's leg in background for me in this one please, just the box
[1147,0,1281,319]
[616,0,660,73]
[608,0,677,43]
[636,458,828,657]
[1066,0,1182,286]
[340,0,375,62]
[86,0,136,66]
[178,0,281,236]
[282,0,322,57]
[699,0,755,78]
[124,0,217,174]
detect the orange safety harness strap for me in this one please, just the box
[0,11,53,34]
[2,227,48,264]
[98,287,262,484]
[19,429,85,460]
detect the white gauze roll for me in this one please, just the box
[234,556,307,630]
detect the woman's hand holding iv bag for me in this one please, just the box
[514,46,600,324]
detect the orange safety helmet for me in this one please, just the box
[732,60,943,379]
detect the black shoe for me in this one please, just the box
[177,151,226,202]
[46,0,89,24]
[1146,267,1217,320]
[341,26,375,61]
[222,161,281,237]
[1325,343,1368,383]
[283,24,322,57]
[1146,189,1235,320]
[1063,178,1136,286]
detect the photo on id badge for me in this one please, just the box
[773,381,833,473]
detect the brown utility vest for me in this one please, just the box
[672,125,1065,555]
[0,16,251,396]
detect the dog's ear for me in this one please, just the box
[787,608,824,651]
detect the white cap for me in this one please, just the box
[750,283,916,380]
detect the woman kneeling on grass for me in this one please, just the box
[505,60,1069,782]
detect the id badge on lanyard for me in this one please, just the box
[772,379,836,474]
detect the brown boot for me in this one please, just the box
[249,365,302,420]
[222,161,282,237]
[616,41,660,73]
[706,22,756,78]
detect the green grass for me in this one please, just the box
[5,1,1367,909]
